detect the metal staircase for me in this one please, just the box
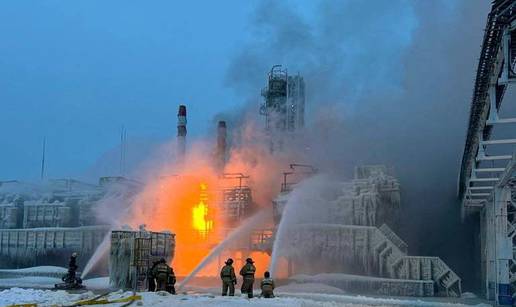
[373,226,462,297]
[287,223,462,297]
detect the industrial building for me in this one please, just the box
[0,62,467,301]
[458,0,516,305]
[275,165,461,297]
[0,177,140,268]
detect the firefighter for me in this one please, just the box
[239,258,256,298]
[220,258,237,296]
[166,266,177,295]
[56,252,83,290]
[65,252,79,284]
[147,260,159,292]
[152,258,173,292]
[260,271,275,298]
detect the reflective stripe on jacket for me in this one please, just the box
[239,264,256,278]
[261,278,275,289]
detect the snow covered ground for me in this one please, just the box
[0,287,493,307]
[0,287,96,306]
[0,271,491,307]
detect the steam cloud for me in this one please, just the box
[222,0,490,290]
[86,0,490,290]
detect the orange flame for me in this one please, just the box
[127,148,223,276]
[125,130,296,278]
[192,183,213,238]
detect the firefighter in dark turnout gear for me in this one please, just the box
[147,260,160,292]
[220,258,237,296]
[166,268,177,295]
[239,258,256,298]
[260,271,275,298]
[63,252,79,284]
[152,258,175,293]
[56,252,83,289]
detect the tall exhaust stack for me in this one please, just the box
[216,121,227,172]
[177,105,187,162]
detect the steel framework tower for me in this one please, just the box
[260,65,305,152]
[458,1,516,305]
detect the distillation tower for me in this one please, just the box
[260,65,305,152]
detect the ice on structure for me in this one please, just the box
[290,272,435,297]
[0,266,103,290]
[82,276,111,289]
[0,225,109,268]
[109,229,175,290]
[270,165,461,297]
[271,167,401,276]
[0,275,111,291]
[0,177,141,269]
[0,276,61,289]
[0,265,67,278]
[276,282,346,294]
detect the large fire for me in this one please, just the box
[126,151,222,276]
[125,135,291,278]
[192,183,213,238]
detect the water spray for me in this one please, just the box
[177,210,269,291]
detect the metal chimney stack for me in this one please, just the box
[216,121,227,172]
[177,105,187,162]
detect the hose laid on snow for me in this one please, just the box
[119,291,138,307]
[70,293,142,306]
[63,291,111,307]
[5,290,142,307]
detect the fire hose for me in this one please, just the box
[69,293,141,306]
[5,292,141,307]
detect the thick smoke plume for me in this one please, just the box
[223,0,490,290]
[85,0,490,289]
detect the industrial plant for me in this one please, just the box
[0,177,140,268]
[1,1,515,306]
[0,64,461,301]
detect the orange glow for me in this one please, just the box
[192,183,213,238]
[124,128,297,278]
[126,147,223,276]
